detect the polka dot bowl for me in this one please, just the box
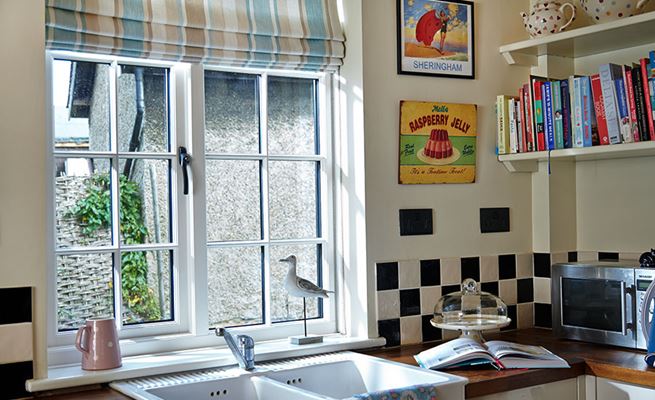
[580,0,651,23]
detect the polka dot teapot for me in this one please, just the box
[580,0,651,24]
[521,0,577,38]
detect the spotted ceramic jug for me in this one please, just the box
[521,0,577,37]
[580,0,651,23]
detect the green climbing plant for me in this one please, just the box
[71,174,161,323]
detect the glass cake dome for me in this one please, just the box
[431,278,511,341]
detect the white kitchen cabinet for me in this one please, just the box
[471,378,577,400]
[596,377,655,400]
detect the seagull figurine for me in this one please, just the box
[279,255,332,343]
[280,255,332,299]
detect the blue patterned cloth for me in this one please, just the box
[351,384,439,400]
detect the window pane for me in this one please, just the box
[57,253,114,331]
[55,157,113,249]
[118,65,169,153]
[206,160,261,242]
[118,159,171,245]
[204,71,260,154]
[270,244,322,323]
[269,161,318,239]
[268,77,317,155]
[53,60,111,152]
[122,250,173,324]
[208,246,263,327]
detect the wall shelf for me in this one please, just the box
[500,11,655,66]
[498,141,655,172]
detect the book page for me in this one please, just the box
[415,338,493,369]
[485,340,553,359]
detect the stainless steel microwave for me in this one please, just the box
[552,262,655,349]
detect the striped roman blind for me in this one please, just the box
[45,0,345,71]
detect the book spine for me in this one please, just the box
[496,95,507,154]
[582,77,594,147]
[641,58,655,140]
[590,74,609,145]
[624,66,640,142]
[544,82,555,151]
[633,67,649,141]
[552,81,564,149]
[615,78,633,143]
[524,84,535,152]
[518,87,527,153]
[582,76,598,147]
[599,64,622,144]
[508,98,518,154]
[573,77,585,148]
[533,80,546,151]
[561,79,572,148]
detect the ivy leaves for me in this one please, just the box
[72,173,162,323]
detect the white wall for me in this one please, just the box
[0,0,47,377]
[361,0,533,330]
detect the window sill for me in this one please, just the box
[26,335,385,393]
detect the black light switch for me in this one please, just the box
[399,209,433,236]
[480,208,510,233]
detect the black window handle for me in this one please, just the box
[178,147,191,195]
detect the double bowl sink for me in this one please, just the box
[111,352,467,400]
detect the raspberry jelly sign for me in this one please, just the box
[399,100,477,184]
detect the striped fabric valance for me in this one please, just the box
[45,0,345,71]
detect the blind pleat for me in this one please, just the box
[46,0,345,71]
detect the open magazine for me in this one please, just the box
[414,338,569,370]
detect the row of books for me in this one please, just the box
[496,51,655,155]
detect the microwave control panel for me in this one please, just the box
[636,269,655,349]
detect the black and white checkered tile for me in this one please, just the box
[0,287,33,399]
[375,254,535,347]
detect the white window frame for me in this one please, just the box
[46,52,339,366]
[192,64,337,338]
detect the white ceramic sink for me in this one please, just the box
[111,352,467,400]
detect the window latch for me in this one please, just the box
[178,147,192,195]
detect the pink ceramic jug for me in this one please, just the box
[75,317,122,370]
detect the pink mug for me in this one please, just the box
[75,317,122,370]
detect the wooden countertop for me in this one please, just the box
[361,328,655,398]
[34,328,655,399]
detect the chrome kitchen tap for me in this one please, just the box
[216,327,255,371]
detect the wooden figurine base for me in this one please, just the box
[289,335,323,345]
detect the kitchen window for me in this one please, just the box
[47,53,337,361]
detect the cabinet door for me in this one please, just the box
[596,377,655,400]
[472,378,577,400]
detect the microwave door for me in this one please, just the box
[553,265,636,348]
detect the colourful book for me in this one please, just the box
[560,79,572,148]
[582,76,594,147]
[623,65,640,142]
[508,97,519,154]
[632,65,650,141]
[515,92,526,153]
[544,82,555,151]
[640,58,655,140]
[590,74,609,145]
[523,84,535,152]
[518,87,527,153]
[551,80,564,149]
[599,64,623,144]
[496,95,511,154]
[615,78,633,143]
[532,77,547,151]
[573,77,585,148]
